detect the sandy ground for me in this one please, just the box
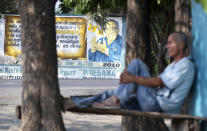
[0,80,171,131]
[0,86,122,131]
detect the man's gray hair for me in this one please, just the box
[172,32,188,54]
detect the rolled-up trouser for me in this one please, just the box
[113,58,151,103]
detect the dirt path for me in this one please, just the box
[0,87,121,131]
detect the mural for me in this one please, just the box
[0,15,125,79]
[88,20,122,62]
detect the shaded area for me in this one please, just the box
[63,113,121,131]
[0,82,121,131]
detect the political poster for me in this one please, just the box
[0,15,125,79]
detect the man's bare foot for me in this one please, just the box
[92,95,121,109]
[64,98,77,110]
[103,95,120,106]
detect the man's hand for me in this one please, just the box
[95,40,109,56]
[120,69,135,84]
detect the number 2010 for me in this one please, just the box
[103,63,120,67]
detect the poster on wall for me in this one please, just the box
[0,15,125,79]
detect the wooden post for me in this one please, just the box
[122,116,169,131]
[172,119,189,131]
[172,119,200,131]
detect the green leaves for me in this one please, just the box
[60,0,126,30]
[60,0,126,14]
[111,0,116,8]
[0,0,17,14]
[87,4,110,31]
[196,0,207,13]
[62,0,92,14]
[157,0,161,4]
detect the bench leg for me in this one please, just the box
[191,120,200,131]
[171,119,200,131]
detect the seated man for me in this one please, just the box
[71,32,195,114]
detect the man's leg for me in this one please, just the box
[95,59,151,108]
[136,86,162,112]
[72,59,150,108]
[97,57,161,111]
[72,90,114,108]
[113,58,151,103]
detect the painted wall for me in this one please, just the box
[189,0,207,118]
[0,15,126,79]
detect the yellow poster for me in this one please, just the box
[56,17,87,59]
[4,16,21,58]
[4,16,87,60]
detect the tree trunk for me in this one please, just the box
[175,0,191,35]
[121,0,168,131]
[122,117,169,131]
[124,0,151,68]
[18,0,65,131]
[175,0,191,114]
[175,0,191,56]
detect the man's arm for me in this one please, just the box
[120,70,164,87]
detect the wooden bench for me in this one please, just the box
[16,98,207,131]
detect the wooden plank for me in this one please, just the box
[66,106,207,121]
[15,98,207,121]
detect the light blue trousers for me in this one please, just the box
[72,59,162,112]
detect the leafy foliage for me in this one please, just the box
[0,0,17,15]
[150,0,175,74]
[87,5,110,30]
[196,0,207,13]
[59,0,126,14]
[59,0,126,31]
